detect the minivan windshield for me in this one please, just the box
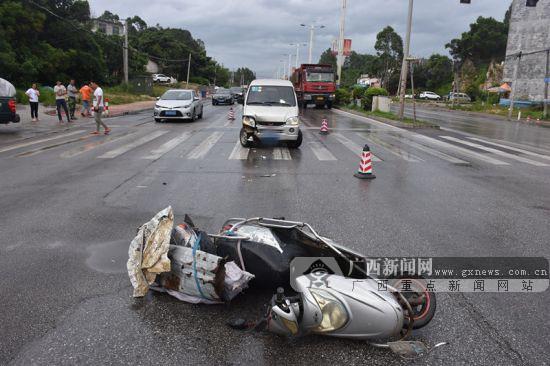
[161,90,192,100]
[246,85,296,106]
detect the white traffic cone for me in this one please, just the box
[228,107,235,120]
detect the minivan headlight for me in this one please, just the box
[310,288,348,332]
[286,116,300,125]
[243,116,255,127]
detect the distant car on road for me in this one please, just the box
[447,92,471,103]
[152,74,171,83]
[212,89,234,105]
[0,78,20,124]
[419,91,441,100]
[230,86,244,102]
[154,89,203,122]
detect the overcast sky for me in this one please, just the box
[89,0,511,77]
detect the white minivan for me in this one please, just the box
[238,79,302,148]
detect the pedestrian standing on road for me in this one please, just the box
[67,79,78,120]
[25,83,40,122]
[90,81,110,135]
[53,81,70,124]
[79,82,92,117]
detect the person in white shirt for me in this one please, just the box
[53,81,70,123]
[25,83,40,122]
[90,81,110,135]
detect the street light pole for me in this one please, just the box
[336,0,347,87]
[398,0,414,120]
[302,23,325,64]
[290,43,306,70]
[288,53,292,79]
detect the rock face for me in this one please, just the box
[503,0,550,101]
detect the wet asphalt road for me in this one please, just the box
[0,103,549,365]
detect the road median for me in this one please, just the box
[336,106,440,129]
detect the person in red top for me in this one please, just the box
[79,82,92,117]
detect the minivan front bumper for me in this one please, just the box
[244,124,300,141]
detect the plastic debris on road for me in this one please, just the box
[127,206,173,297]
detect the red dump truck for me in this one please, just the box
[291,64,336,109]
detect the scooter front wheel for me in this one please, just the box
[394,277,437,330]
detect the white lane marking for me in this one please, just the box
[332,133,381,161]
[272,147,292,160]
[411,134,509,165]
[441,126,550,155]
[441,136,548,167]
[332,108,399,131]
[142,131,193,160]
[0,130,85,154]
[467,137,550,162]
[386,135,470,165]
[186,131,223,159]
[98,130,168,159]
[60,131,140,158]
[358,133,423,162]
[308,141,337,161]
[228,140,249,160]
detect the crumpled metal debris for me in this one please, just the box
[127,206,174,297]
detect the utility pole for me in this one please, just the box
[213,65,217,87]
[123,19,129,84]
[398,0,414,120]
[282,56,287,79]
[336,0,347,87]
[544,49,549,119]
[186,52,191,87]
[508,52,521,120]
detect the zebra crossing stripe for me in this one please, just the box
[308,141,336,161]
[467,137,550,162]
[272,147,292,160]
[228,140,249,160]
[358,133,423,162]
[0,130,85,154]
[186,131,224,159]
[142,131,193,160]
[331,133,382,161]
[385,135,470,165]
[441,136,549,167]
[411,134,509,165]
[98,130,168,159]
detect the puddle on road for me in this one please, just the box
[86,239,128,274]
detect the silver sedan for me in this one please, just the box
[154,89,204,122]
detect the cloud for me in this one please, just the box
[89,0,511,77]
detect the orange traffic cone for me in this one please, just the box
[320,118,329,134]
[228,107,235,120]
[354,144,376,179]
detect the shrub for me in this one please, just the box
[351,86,366,99]
[361,87,389,110]
[334,88,351,105]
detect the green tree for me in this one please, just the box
[374,26,403,89]
[232,67,255,86]
[445,16,508,65]
[318,48,337,70]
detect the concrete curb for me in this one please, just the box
[336,107,440,129]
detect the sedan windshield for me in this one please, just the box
[306,72,334,82]
[246,85,296,106]
[161,90,192,100]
